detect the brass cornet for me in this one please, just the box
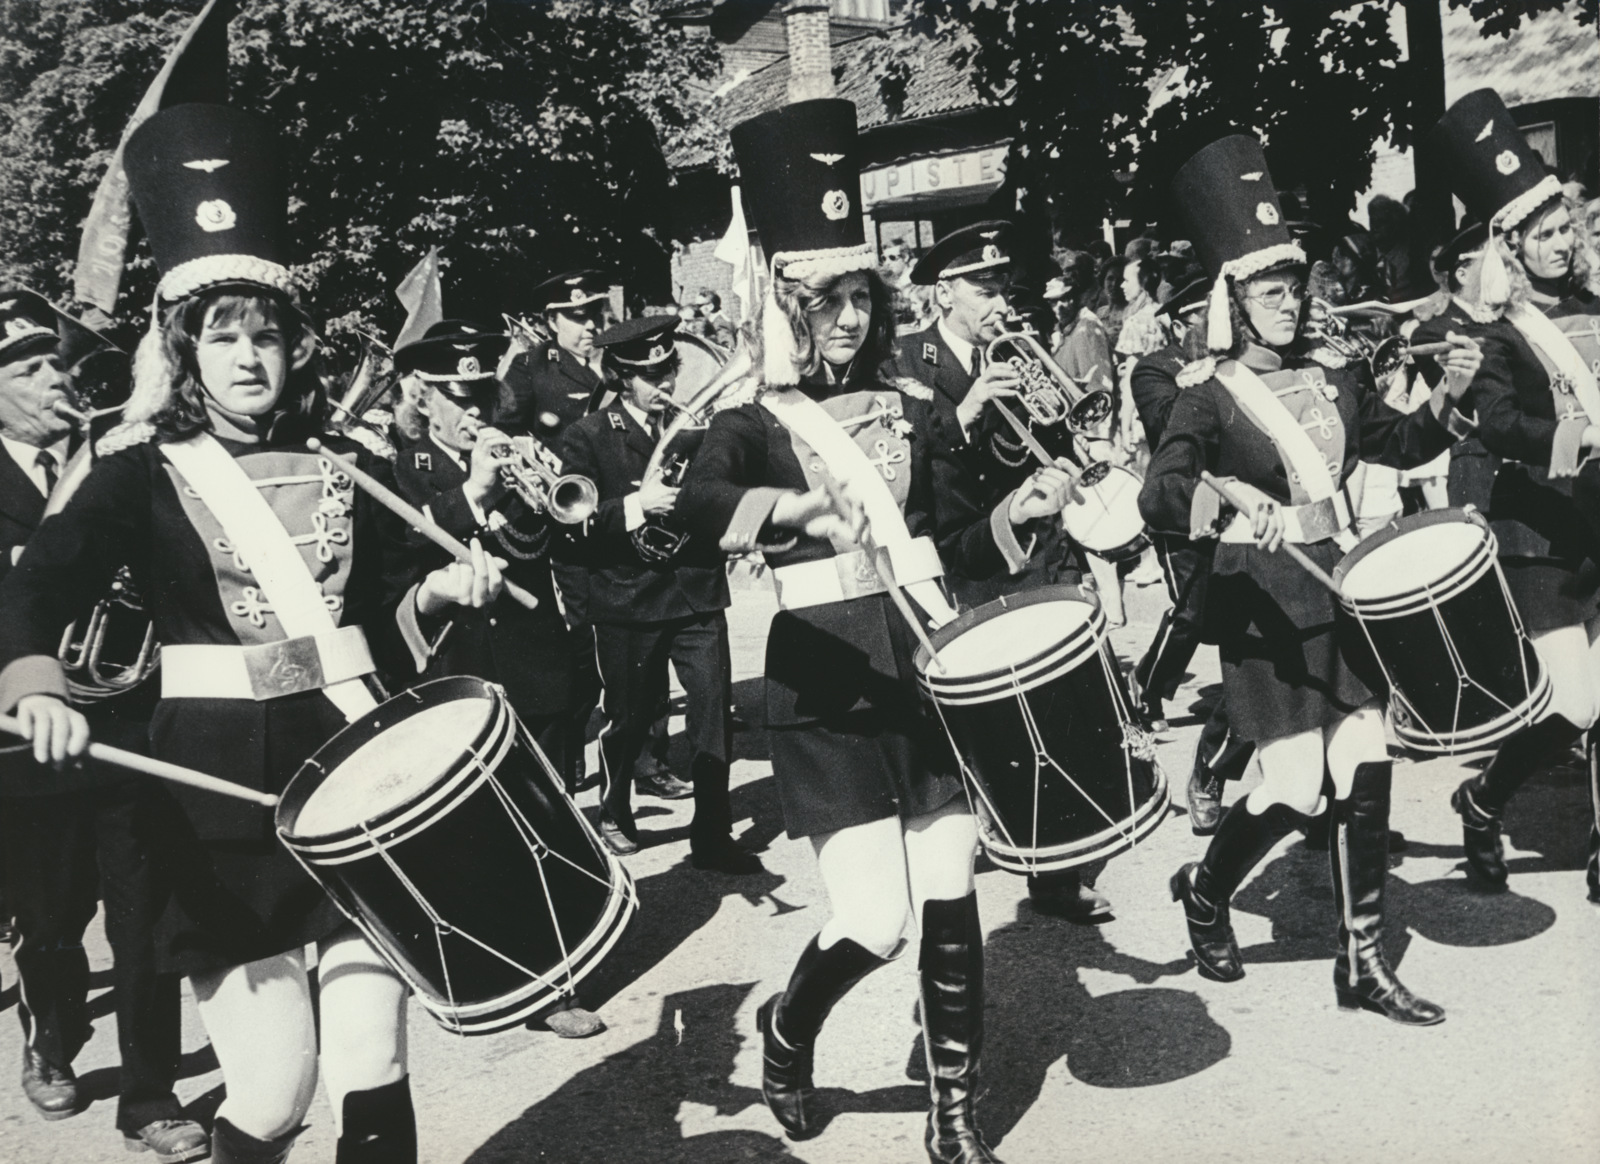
[984,327,1114,434]
[495,434,599,524]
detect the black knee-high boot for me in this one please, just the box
[1331,762,1443,1026]
[921,893,1001,1164]
[211,1118,302,1164]
[757,935,890,1139]
[1452,714,1582,886]
[1170,798,1302,982]
[336,1077,417,1164]
[1585,732,1599,905]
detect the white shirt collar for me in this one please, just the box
[620,398,654,432]
[1,433,70,497]
[937,317,976,374]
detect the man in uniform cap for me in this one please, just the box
[0,292,206,1159]
[560,315,759,874]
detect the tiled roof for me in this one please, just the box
[1444,2,1598,106]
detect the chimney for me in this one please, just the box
[784,1,834,104]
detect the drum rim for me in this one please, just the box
[1060,463,1149,560]
[916,585,1106,686]
[1334,507,1494,614]
[277,676,504,844]
[974,760,1170,874]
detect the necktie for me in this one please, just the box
[35,449,57,496]
[970,345,984,380]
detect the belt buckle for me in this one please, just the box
[1296,497,1340,543]
[836,550,882,602]
[242,636,325,700]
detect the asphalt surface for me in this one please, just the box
[2,570,1598,1163]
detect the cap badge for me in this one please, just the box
[1476,120,1495,142]
[570,288,586,303]
[183,159,230,172]
[980,230,999,240]
[982,244,1002,262]
[538,411,559,428]
[457,356,481,376]
[648,344,665,361]
[1256,202,1280,225]
[1495,149,1520,175]
[4,318,39,338]
[810,153,845,166]
[1240,171,1263,181]
[821,190,850,221]
[195,199,237,233]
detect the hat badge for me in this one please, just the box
[648,343,665,361]
[195,199,237,233]
[821,189,850,221]
[183,158,230,173]
[982,244,1001,262]
[4,317,37,339]
[1495,149,1520,175]
[457,356,480,376]
[1476,120,1495,142]
[1256,202,1280,225]
[810,153,845,166]
[570,288,586,303]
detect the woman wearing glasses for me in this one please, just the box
[1139,137,1479,1024]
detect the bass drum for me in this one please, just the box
[672,332,729,404]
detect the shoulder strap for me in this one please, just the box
[1505,304,1600,426]
[1211,360,1339,502]
[160,434,377,721]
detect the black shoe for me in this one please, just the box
[1301,809,1332,851]
[921,894,1004,1164]
[1186,762,1223,836]
[1169,863,1243,983]
[690,837,765,875]
[635,771,693,800]
[1585,735,1599,904]
[1332,762,1444,1027]
[336,1077,417,1163]
[125,1119,211,1163]
[1027,872,1112,923]
[210,1117,301,1164]
[1451,779,1507,887]
[21,1046,77,1120]
[600,818,639,855]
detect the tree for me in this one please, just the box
[0,0,723,350]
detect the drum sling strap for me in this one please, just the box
[760,388,958,627]
[1505,304,1600,474]
[161,434,379,722]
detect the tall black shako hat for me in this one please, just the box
[1171,135,1306,352]
[1429,88,1562,307]
[125,103,291,304]
[393,320,509,393]
[595,315,679,369]
[910,221,1014,286]
[730,98,872,385]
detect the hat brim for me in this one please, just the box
[0,328,60,363]
[1156,277,1211,319]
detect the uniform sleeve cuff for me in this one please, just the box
[721,487,794,554]
[0,655,69,714]
[1445,407,1477,440]
[1551,415,1589,478]
[991,493,1036,573]
[1189,480,1227,539]
[396,584,451,674]
[624,493,646,532]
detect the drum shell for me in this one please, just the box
[277,677,633,1035]
[1061,463,1149,563]
[918,587,1168,873]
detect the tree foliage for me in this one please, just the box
[0,0,722,348]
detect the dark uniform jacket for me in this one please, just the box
[496,341,610,445]
[1410,300,1498,513]
[392,433,575,718]
[892,322,977,441]
[560,401,730,626]
[1129,345,1188,451]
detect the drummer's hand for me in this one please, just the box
[955,360,1023,437]
[1436,331,1482,407]
[1227,482,1286,553]
[14,694,89,767]
[417,538,507,614]
[1009,458,1084,523]
[771,479,867,545]
[465,426,514,511]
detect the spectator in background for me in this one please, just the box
[880,239,931,330]
[691,290,737,349]
[1366,194,1412,299]
[1330,229,1385,306]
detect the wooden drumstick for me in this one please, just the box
[1200,472,1343,597]
[1404,341,1455,358]
[308,439,540,612]
[0,714,279,806]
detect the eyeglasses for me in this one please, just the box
[1244,283,1306,311]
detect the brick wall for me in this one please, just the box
[785,3,835,104]
[671,238,740,322]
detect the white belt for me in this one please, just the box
[1219,488,1354,547]
[772,537,943,610]
[162,626,376,701]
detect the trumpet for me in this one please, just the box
[984,327,1114,434]
[493,434,598,524]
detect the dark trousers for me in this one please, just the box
[594,612,733,846]
[1134,534,1211,704]
[2,784,183,1132]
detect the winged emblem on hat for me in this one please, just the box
[980,230,999,240]
[1495,150,1520,175]
[810,153,845,166]
[183,159,230,172]
[1476,120,1495,142]
[0,300,14,312]
[1240,172,1263,182]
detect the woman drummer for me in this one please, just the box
[1425,90,1600,896]
[1139,136,1480,1025]
[677,99,1077,1164]
[0,105,503,1164]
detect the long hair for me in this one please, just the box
[769,266,896,385]
[1179,267,1315,364]
[130,289,326,443]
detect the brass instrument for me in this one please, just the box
[984,326,1114,434]
[494,434,599,524]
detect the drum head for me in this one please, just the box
[294,696,494,837]
[934,595,1097,680]
[1340,517,1486,602]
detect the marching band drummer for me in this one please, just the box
[677,98,1080,1164]
[0,104,506,1164]
[1139,135,1480,1025]
[1424,90,1600,897]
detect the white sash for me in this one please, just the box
[1212,360,1339,502]
[760,390,957,627]
[1505,304,1600,426]
[161,434,378,721]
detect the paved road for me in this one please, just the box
[3,571,1598,1163]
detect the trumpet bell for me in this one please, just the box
[1067,390,1113,434]
[546,475,598,524]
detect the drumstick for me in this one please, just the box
[1404,342,1455,358]
[0,714,279,806]
[1199,472,1343,597]
[308,439,540,612]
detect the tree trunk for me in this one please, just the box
[1404,0,1451,290]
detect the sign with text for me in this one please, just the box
[860,145,1011,212]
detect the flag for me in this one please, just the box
[393,247,444,350]
[73,0,237,321]
[713,184,762,334]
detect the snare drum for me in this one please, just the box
[1062,462,1149,562]
[1334,508,1550,754]
[277,677,636,1035]
[916,586,1169,874]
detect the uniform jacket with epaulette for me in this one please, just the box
[495,341,610,446]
